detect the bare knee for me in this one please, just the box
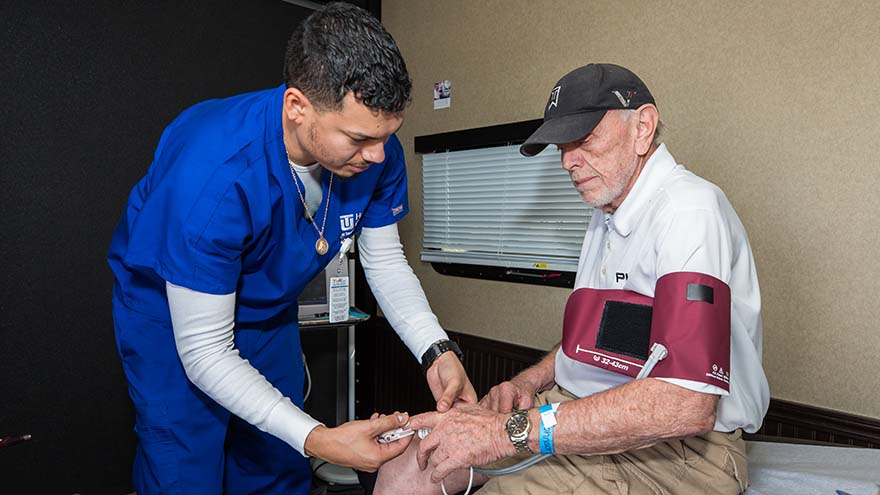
[375,437,441,495]
[375,437,484,495]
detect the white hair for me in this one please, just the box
[617,109,663,147]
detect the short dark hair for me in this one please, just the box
[283,2,412,114]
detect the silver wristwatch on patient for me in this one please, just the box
[505,409,532,454]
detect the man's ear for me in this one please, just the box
[283,87,311,124]
[634,104,659,156]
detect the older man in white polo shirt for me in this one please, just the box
[376,63,769,495]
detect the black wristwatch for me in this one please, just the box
[420,339,464,373]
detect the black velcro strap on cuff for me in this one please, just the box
[595,301,652,361]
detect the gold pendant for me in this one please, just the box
[315,236,329,255]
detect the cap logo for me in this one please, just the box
[548,86,561,110]
[612,90,634,108]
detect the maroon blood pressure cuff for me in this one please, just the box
[561,272,731,391]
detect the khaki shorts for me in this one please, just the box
[475,386,748,495]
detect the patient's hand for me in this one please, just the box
[304,411,413,472]
[479,377,536,413]
[406,404,514,482]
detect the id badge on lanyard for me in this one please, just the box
[328,237,353,323]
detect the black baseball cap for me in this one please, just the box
[520,63,655,157]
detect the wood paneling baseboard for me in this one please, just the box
[753,398,879,448]
[355,317,880,448]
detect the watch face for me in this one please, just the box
[506,411,529,436]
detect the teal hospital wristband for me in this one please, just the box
[539,422,554,454]
[538,403,559,455]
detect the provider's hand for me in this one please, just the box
[407,404,514,482]
[426,352,478,412]
[479,377,536,413]
[304,411,412,472]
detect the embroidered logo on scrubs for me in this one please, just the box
[391,204,404,216]
[340,213,362,235]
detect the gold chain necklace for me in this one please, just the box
[287,156,333,255]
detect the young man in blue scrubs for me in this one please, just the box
[107,4,477,494]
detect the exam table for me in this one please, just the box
[745,440,879,495]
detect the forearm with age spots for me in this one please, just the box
[532,378,718,455]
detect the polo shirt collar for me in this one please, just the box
[605,143,677,237]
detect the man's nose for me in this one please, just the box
[361,141,385,164]
[561,149,578,171]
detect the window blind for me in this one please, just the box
[421,144,592,272]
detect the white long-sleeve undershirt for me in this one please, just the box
[166,223,447,456]
[167,283,322,455]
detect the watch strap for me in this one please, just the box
[420,339,464,373]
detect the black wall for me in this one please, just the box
[0,1,338,493]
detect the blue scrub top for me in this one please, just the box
[108,85,409,326]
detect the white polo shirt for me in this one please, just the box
[554,144,770,433]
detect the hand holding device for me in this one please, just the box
[305,412,412,472]
[377,427,415,444]
[377,427,431,443]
